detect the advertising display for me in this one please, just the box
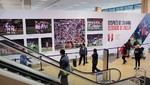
[26,19,51,34]
[54,19,85,50]
[27,38,39,52]
[41,37,52,52]
[87,18,103,31]
[0,10,149,59]
[0,19,23,35]
[87,34,103,47]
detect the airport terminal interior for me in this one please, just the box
[0,0,150,85]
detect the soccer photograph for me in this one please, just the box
[27,38,39,52]
[87,18,103,31]
[41,37,52,52]
[54,19,85,50]
[87,34,103,47]
[0,39,24,56]
[0,19,23,35]
[26,19,51,34]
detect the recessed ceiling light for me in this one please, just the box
[38,2,44,4]
[80,1,88,4]
[68,6,73,8]
[40,0,48,1]
[73,4,79,6]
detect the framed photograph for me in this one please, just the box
[87,18,103,31]
[87,34,103,47]
[27,38,39,52]
[54,19,85,50]
[0,19,23,35]
[26,19,52,34]
[41,37,52,52]
[0,39,24,56]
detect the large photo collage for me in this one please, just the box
[0,18,103,55]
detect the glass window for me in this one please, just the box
[116,7,124,11]
[134,4,141,9]
[102,9,109,12]
[124,5,133,10]
[109,8,116,12]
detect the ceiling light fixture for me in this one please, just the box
[73,4,79,6]
[40,0,48,2]
[80,1,88,4]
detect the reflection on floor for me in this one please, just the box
[32,52,150,84]
[74,52,150,80]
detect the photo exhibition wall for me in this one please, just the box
[0,10,150,60]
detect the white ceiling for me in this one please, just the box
[0,0,141,11]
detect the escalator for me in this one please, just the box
[0,56,61,85]
[0,35,143,85]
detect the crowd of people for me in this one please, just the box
[35,21,50,33]
[120,38,146,70]
[0,19,23,34]
[54,19,85,50]
[87,19,103,31]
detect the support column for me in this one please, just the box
[141,0,150,13]
[21,0,31,9]
[103,49,109,80]
[95,7,102,12]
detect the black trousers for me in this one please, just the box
[92,63,100,72]
[61,75,68,85]
[122,56,127,64]
[79,54,85,65]
[135,57,141,67]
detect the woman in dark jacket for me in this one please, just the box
[92,49,100,73]
[134,45,142,70]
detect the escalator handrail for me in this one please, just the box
[0,68,45,85]
[1,35,140,84]
[0,55,61,84]
[107,77,141,85]
[0,35,122,76]
[0,42,104,84]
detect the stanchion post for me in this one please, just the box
[39,56,44,71]
[116,47,119,58]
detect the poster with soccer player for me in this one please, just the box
[87,34,103,47]
[0,19,23,35]
[0,39,24,56]
[87,18,103,31]
[26,19,52,34]
[54,19,85,50]
[41,37,52,52]
[27,38,39,52]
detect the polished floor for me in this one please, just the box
[32,52,150,85]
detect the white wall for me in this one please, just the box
[0,10,146,61]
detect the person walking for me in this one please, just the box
[79,43,87,66]
[58,49,69,85]
[92,49,100,73]
[134,45,142,70]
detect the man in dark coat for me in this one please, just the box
[92,49,100,73]
[58,49,69,85]
[79,43,87,66]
